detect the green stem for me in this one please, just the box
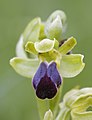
[36,83,63,120]
[49,83,63,119]
[37,98,49,120]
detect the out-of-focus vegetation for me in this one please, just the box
[0,0,92,120]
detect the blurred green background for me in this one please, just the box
[0,0,92,120]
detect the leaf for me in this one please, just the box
[59,54,85,78]
[10,57,39,78]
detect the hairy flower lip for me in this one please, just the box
[36,74,57,99]
[32,61,62,99]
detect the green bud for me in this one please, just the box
[44,110,53,120]
[56,88,92,120]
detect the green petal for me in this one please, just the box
[25,42,38,55]
[34,39,55,53]
[59,54,85,78]
[10,57,39,78]
[23,17,41,44]
[59,37,77,55]
[43,110,53,120]
[16,35,27,58]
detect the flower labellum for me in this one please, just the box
[32,62,62,99]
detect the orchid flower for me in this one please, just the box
[9,10,85,120]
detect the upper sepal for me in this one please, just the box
[45,10,67,40]
[45,15,62,40]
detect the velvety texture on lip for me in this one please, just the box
[32,62,62,99]
[36,74,57,99]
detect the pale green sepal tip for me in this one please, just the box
[47,10,67,34]
[25,41,38,55]
[47,10,67,28]
[43,109,53,120]
[45,15,62,40]
[59,37,77,55]
[60,54,85,78]
[10,57,39,78]
[34,39,55,53]
[23,17,41,44]
[16,35,27,58]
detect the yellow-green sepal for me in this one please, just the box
[59,54,85,78]
[10,57,39,78]
[23,17,41,44]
